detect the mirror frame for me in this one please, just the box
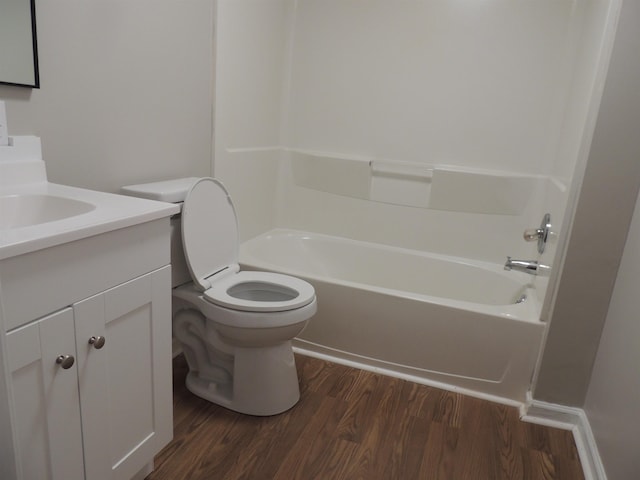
[0,0,40,88]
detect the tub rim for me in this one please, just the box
[240,228,542,323]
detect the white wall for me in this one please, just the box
[0,0,214,193]
[584,187,640,479]
[213,0,292,241]
[286,0,574,175]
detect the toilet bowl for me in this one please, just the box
[122,177,316,416]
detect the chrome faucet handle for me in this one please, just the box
[523,228,544,241]
[523,213,551,254]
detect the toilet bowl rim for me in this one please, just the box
[207,296,317,328]
[173,284,317,329]
[204,270,316,312]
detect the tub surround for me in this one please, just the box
[212,0,616,319]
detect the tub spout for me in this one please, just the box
[504,256,540,275]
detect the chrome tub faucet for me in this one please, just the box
[504,256,541,275]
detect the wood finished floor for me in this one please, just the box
[147,354,585,480]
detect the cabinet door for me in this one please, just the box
[6,308,85,480]
[74,266,173,480]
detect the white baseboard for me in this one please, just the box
[520,394,607,480]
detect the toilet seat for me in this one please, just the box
[181,178,315,313]
[204,271,315,312]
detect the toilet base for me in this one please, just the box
[185,340,301,416]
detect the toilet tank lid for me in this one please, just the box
[121,177,201,203]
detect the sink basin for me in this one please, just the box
[0,137,179,261]
[0,194,96,228]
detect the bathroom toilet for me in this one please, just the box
[122,177,316,416]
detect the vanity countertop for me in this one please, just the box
[0,182,179,260]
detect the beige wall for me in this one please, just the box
[584,183,640,479]
[534,0,640,406]
[0,0,214,193]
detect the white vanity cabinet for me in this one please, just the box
[0,219,175,480]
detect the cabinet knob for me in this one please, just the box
[56,355,75,369]
[88,336,106,349]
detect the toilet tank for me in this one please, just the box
[121,178,200,287]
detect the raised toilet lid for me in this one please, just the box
[181,177,239,291]
[204,271,316,312]
[182,178,315,312]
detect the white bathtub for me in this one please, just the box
[240,229,545,403]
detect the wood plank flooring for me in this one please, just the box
[147,354,585,480]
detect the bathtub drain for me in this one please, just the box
[515,293,527,304]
